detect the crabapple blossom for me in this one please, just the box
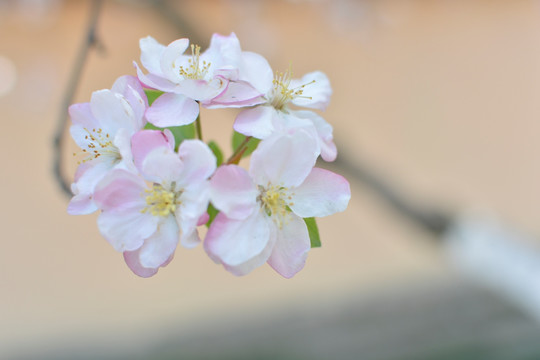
[134,33,270,127]
[93,130,216,277]
[233,66,337,161]
[68,75,147,215]
[205,131,350,278]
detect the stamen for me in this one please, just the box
[269,64,315,110]
[258,184,294,228]
[178,44,211,80]
[73,128,120,164]
[141,184,179,217]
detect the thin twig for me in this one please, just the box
[53,0,104,197]
[226,136,252,165]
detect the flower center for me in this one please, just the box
[258,184,294,228]
[141,184,179,217]
[178,44,211,80]
[269,66,315,111]
[73,127,120,165]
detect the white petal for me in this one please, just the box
[290,167,351,218]
[267,214,311,278]
[139,216,180,268]
[175,140,216,188]
[140,36,166,76]
[90,89,137,135]
[209,165,258,220]
[204,211,275,276]
[239,51,273,95]
[249,130,319,188]
[234,106,277,139]
[290,71,332,110]
[160,38,189,83]
[146,92,199,127]
[293,110,337,162]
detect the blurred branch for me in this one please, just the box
[151,0,206,47]
[322,150,452,237]
[53,0,104,197]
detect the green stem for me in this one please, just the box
[226,136,252,165]
[195,113,203,141]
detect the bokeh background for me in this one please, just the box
[3,0,540,359]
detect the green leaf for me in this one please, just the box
[304,217,321,248]
[144,89,164,106]
[144,123,196,150]
[206,203,219,228]
[207,140,224,167]
[231,131,260,158]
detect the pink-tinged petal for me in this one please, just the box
[249,130,319,188]
[197,213,209,226]
[113,127,136,173]
[290,168,351,218]
[139,36,166,76]
[139,216,179,268]
[123,249,159,278]
[70,161,112,198]
[204,211,275,276]
[204,80,264,108]
[176,183,210,246]
[67,192,97,215]
[239,51,274,95]
[69,102,99,132]
[97,207,159,253]
[180,229,201,249]
[93,169,147,211]
[90,89,137,134]
[209,165,258,220]
[177,78,226,102]
[134,61,177,92]
[293,110,337,162]
[141,147,183,184]
[160,38,189,83]
[111,75,148,126]
[290,71,332,111]
[205,32,242,68]
[175,140,217,187]
[146,92,199,127]
[234,106,277,139]
[131,129,174,173]
[267,214,310,278]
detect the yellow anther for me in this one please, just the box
[178,44,211,80]
[269,65,315,110]
[141,184,178,217]
[258,184,293,229]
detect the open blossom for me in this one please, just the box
[93,130,216,277]
[233,66,337,161]
[204,131,350,278]
[68,75,147,215]
[134,33,271,127]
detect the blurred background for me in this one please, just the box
[3,0,540,359]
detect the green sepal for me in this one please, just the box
[304,217,321,248]
[232,131,260,158]
[207,140,224,167]
[206,203,219,228]
[144,89,164,106]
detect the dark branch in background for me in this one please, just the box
[151,0,206,48]
[322,151,452,237]
[53,0,104,197]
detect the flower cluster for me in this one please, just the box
[69,33,350,278]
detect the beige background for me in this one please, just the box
[1,0,540,356]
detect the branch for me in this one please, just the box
[52,0,104,198]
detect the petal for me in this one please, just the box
[131,129,174,174]
[145,92,199,127]
[67,192,98,215]
[203,79,264,108]
[90,89,138,135]
[205,32,242,69]
[204,211,275,276]
[249,130,319,188]
[139,216,180,268]
[69,102,98,132]
[176,78,227,102]
[134,61,177,92]
[93,169,147,211]
[97,207,158,252]
[175,140,216,188]
[234,105,277,139]
[113,127,136,173]
[290,71,332,111]
[123,250,159,278]
[209,165,258,220]
[160,38,190,83]
[293,110,337,162]
[111,75,148,126]
[267,214,311,278]
[139,36,166,76]
[141,147,183,184]
[290,168,351,218]
[239,51,273,95]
